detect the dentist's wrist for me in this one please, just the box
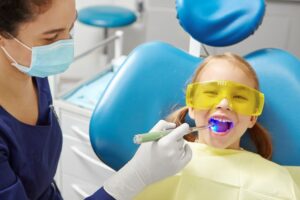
[103,161,146,200]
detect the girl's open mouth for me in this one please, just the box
[209,117,234,136]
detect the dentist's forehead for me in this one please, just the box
[17,0,76,36]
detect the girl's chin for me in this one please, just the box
[204,131,231,148]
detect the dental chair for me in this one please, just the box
[89,0,300,186]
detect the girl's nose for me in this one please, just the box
[216,98,232,111]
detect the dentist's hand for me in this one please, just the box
[103,120,192,200]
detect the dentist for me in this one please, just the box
[0,0,192,199]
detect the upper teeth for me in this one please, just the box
[212,117,231,122]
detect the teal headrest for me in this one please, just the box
[176,0,265,46]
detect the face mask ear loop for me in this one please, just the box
[0,46,29,73]
[12,37,32,51]
[0,46,19,65]
[6,32,32,51]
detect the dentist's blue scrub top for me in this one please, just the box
[0,78,114,200]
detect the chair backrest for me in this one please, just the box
[244,48,300,166]
[89,0,300,170]
[90,42,201,170]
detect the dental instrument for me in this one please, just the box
[133,124,211,144]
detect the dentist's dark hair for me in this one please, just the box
[166,53,273,160]
[0,0,51,38]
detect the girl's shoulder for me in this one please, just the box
[186,142,298,199]
[188,142,293,184]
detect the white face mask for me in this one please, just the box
[1,36,74,78]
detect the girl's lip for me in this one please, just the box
[209,114,232,122]
[210,129,230,136]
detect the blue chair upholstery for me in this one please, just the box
[78,6,137,28]
[89,0,300,171]
[245,49,300,166]
[176,0,265,46]
[90,42,201,170]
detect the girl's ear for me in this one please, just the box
[248,116,257,128]
[188,107,195,120]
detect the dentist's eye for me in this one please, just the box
[45,34,59,42]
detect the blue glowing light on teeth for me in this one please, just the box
[209,118,234,133]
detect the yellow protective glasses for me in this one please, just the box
[186,80,264,116]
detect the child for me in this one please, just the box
[135,53,300,200]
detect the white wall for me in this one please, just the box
[207,0,300,57]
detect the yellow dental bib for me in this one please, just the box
[135,142,300,200]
